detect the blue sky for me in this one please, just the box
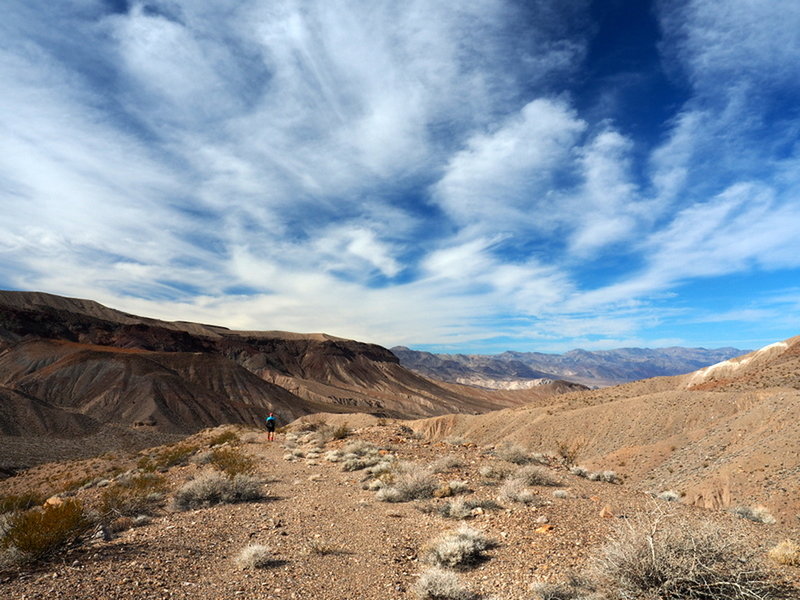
[2,0,799,354]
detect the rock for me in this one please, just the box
[599,504,614,518]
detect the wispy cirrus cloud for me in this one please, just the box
[1,0,799,353]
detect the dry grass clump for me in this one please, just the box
[514,465,562,487]
[530,575,595,600]
[497,478,541,505]
[479,464,512,481]
[296,417,327,432]
[570,466,620,484]
[730,505,776,524]
[589,512,786,600]
[414,567,477,600]
[1,499,93,563]
[138,443,200,471]
[433,481,470,498]
[100,473,167,517]
[555,438,586,467]
[376,469,438,503]
[422,526,497,570]
[0,492,47,515]
[656,490,681,502]
[768,540,800,566]
[495,443,534,465]
[207,430,240,447]
[209,447,256,477]
[433,498,502,520]
[173,472,264,510]
[235,544,273,569]
[430,455,465,473]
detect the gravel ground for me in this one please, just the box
[2,423,797,599]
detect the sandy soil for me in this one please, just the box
[2,422,797,600]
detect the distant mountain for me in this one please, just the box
[0,291,560,441]
[391,345,749,388]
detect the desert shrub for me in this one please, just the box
[422,526,496,570]
[730,505,776,525]
[235,544,273,569]
[768,540,800,566]
[306,538,345,556]
[376,470,438,503]
[515,465,562,487]
[142,444,200,470]
[100,473,167,517]
[657,490,681,502]
[430,455,465,473]
[343,455,383,472]
[209,447,256,477]
[331,423,351,440]
[495,443,533,465]
[207,430,240,447]
[530,575,595,600]
[597,470,620,484]
[1,499,93,561]
[414,567,477,600]
[173,472,264,510]
[570,466,590,478]
[297,417,327,432]
[552,490,569,499]
[555,438,586,466]
[497,478,539,505]
[0,492,46,515]
[435,498,502,520]
[592,512,785,600]
[479,464,512,481]
[433,481,470,498]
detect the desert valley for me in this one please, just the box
[1,291,799,599]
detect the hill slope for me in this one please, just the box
[0,291,547,444]
[413,336,800,523]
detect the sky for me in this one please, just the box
[2,0,799,354]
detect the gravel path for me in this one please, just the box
[2,423,797,599]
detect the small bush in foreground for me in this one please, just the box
[515,465,562,487]
[235,544,273,569]
[173,472,264,510]
[432,498,501,520]
[495,443,533,465]
[1,499,93,561]
[555,438,585,467]
[731,505,776,524]
[376,470,438,503]
[430,455,465,473]
[592,512,786,600]
[497,478,540,505]
[208,430,240,447]
[479,464,512,481]
[422,526,496,570]
[768,540,800,566]
[433,481,469,498]
[209,447,256,477]
[100,473,167,517]
[530,575,595,600]
[414,567,477,600]
[0,492,46,515]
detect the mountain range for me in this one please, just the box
[391,345,748,388]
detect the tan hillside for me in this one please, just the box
[413,337,800,525]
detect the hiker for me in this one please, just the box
[265,412,277,441]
